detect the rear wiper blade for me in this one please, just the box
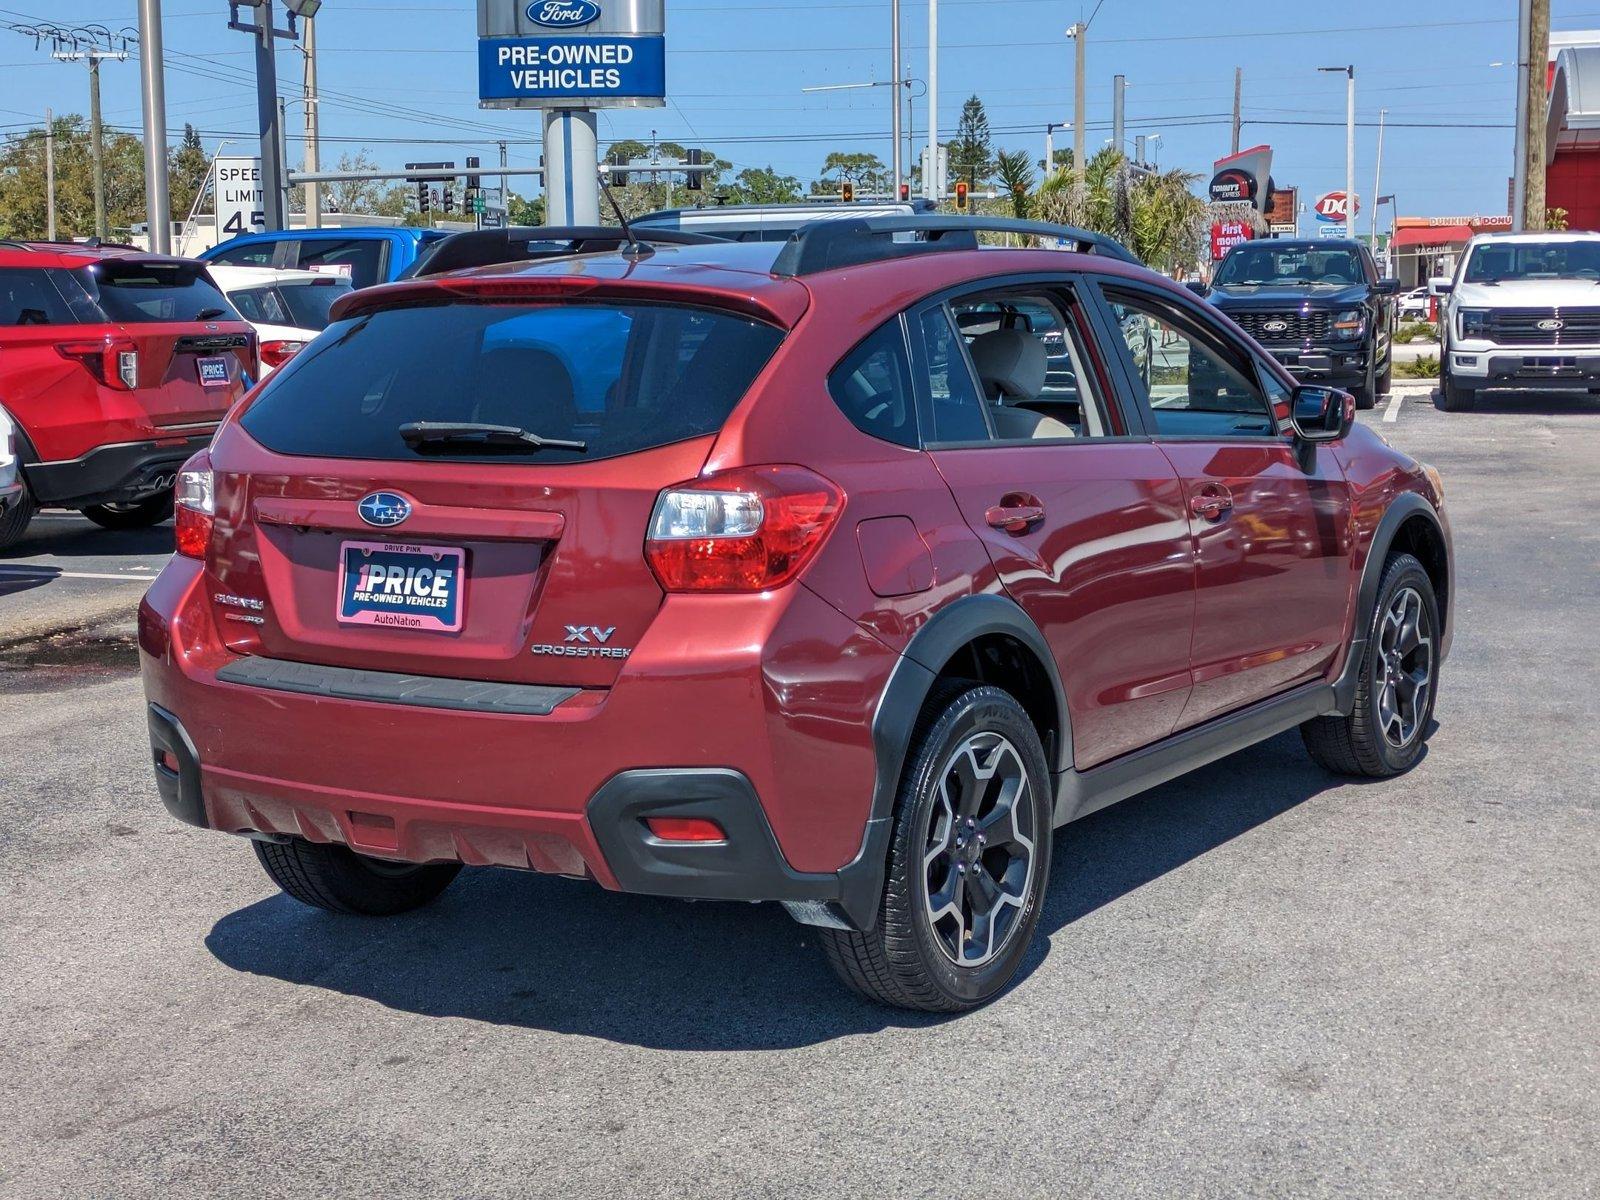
[194,307,229,320]
[398,421,587,454]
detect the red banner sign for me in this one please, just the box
[1210,220,1254,260]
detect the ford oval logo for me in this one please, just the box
[526,0,600,26]
[1537,318,1564,331]
[1263,319,1289,334]
[358,491,412,528]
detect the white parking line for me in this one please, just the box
[0,566,159,582]
[1383,393,1404,423]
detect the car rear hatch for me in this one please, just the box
[203,276,799,689]
[69,257,254,426]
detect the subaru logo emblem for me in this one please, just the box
[1263,319,1289,334]
[358,491,412,528]
[526,0,600,26]
[1536,318,1564,331]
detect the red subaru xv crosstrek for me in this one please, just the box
[139,219,1453,1011]
[0,242,254,549]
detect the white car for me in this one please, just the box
[205,265,353,378]
[0,400,20,515]
[1397,288,1431,320]
[1433,231,1600,411]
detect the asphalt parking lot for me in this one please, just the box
[1,384,1595,1198]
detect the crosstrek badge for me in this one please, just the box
[338,540,466,633]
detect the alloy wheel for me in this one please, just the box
[1375,585,1434,748]
[922,732,1037,968]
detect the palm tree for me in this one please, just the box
[994,149,1035,219]
[1035,147,1207,273]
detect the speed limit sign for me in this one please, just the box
[215,157,266,239]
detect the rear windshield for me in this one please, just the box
[229,279,351,331]
[77,261,239,324]
[241,301,785,465]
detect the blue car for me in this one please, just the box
[201,227,448,290]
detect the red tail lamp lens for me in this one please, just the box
[644,817,727,843]
[174,450,215,560]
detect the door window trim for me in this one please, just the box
[1082,276,1290,443]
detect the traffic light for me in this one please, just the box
[841,180,855,203]
[686,148,703,192]
[900,183,910,202]
[443,185,455,214]
[609,152,629,189]
[955,180,970,213]
[417,181,430,216]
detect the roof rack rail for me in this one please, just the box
[404,225,729,278]
[770,215,1139,277]
[0,239,34,251]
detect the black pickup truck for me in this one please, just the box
[1192,238,1398,409]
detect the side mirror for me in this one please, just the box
[1184,280,1210,298]
[1428,276,1454,297]
[1290,385,1354,443]
[1375,278,1401,295]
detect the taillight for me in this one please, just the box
[56,337,139,390]
[645,465,843,593]
[259,339,306,369]
[174,450,214,559]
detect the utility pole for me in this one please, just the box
[1516,0,1550,230]
[43,107,57,241]
[137,0,172,253]
[1372,107,1387,249]
[1068,23,1086,182]
[302,15,320,228]
[925,0,938,202]
[499,140,508,209]
[255,0,285,229]
[1231,67,1242,155]
[49,34,128,241]
[1112,74,1126,155]
[890,0,902,199]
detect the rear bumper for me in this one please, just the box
[27,432,214,507]
[138,555,895,929]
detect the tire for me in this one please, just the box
[80,492,174,530]
[1353,355,1378,410]
[1301,552,1441,778]
[1436,367,1475,412]
[252,837,462,915]
[1376,353,1393,400]
[0,474,34,552]
[818,684,1054,1012]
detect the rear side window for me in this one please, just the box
[207,241,280,269]
[294,239,385,288]
[0,268,75,326]
[242,301,785,465]
[77,261,238,324]
[828,321,917,448]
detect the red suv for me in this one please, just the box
[0,242,254,549]
[139,219,1453,1011]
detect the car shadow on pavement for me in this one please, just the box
[5,516,173,559]
[206,731,1366,1050]
[1422,389,1600,416]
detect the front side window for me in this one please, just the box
[829,321,917,448]
[241,301,784,465]
[1103,290,1276,438]
[207,242,279,269]
[294,239,386,289]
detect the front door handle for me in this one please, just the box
[986,500,1046,535]
[1189,486,1234,521]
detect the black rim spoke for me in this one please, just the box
[1375,586,1434,749]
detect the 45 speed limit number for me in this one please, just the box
[215,157,267,238]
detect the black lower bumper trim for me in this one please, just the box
[1485,354,1600,387]
[27,433,213,507]
[587,769,876,930]
[215,656,579,716]
[148,704,207,828]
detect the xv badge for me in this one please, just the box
[564,625,617,644]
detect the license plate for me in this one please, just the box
[197,356,231,388]
[337,540,465,633]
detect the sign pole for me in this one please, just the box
[543,108,599,225]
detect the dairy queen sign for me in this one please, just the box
[1210,220,1254,261]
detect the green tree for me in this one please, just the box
[323,151,390,216]
[726,166,803,204]
[818,151,885,193]
[948,95,993,187]
[1036,147,1207,273]
[0,114,151,239]
[168,124,211,224]
[995,148,1035,219]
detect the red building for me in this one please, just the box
[1546,33,1600,231]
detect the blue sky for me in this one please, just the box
[3,0,1599,218]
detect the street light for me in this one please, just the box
[1146,133,1162,168]
[1318,65,1355,239]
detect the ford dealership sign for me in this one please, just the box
[526,0,600,27]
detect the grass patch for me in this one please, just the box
[1397,354,1440,379]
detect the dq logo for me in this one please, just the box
[526,0,601,26]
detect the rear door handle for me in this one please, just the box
[1189,487,1234,521]
[985,503,1046,534]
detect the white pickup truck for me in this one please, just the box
[1433,231,1600,411]
[0,401,21,517]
